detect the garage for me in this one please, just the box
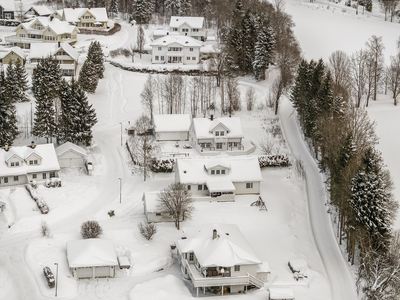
[56,142,87,168]
[153,114,191,141]
[67,239,118,279]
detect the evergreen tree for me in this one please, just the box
[233,0,244,20]
[4,64,17,102]
[241,10,256,73]
[253,24,275,80]
[14,58,29,102]
[32,57,62,100]
[86,41,105,79]
[78,60,99,93]
[133,0,154,24]
[179,0,191,15]
[59,79,74,142]
[165,0,180,15]
[290,59,310,123]
[0,70,18,146]
[109,0,119,17]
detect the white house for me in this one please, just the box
[142,192,171,223]
[153,114,191,141]
[150,35,202,65]
[25,6,53,18]
[169,16,207,41]
[268,288,295,300]
[29,42,80,76]
[66,239,118,279]
[176,223,267,296]
[190,116,244,152]
[175,156,262,201]
[56,142,87,168]
[0,142,60,187]
[59,7,108,29]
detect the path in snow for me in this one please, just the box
[279,96,357,300]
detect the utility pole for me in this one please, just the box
[54,263,59,297]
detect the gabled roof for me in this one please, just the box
[0,0,15,12]
[192,117,243,139]
[150,35,202,47]
[0,47,27,60]
[204,160,231,170]
[63,7,108,23]
[176,223,261,268]
[153,114,191,133]
[67,239,118,268]
[176,156,262,184]
[56,142,87,157]
[30,42,79,62]
[20,17,78,35]
[169,16,204,29]
[25,6,53,16]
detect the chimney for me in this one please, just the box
[210,114,213,121]
[31,141,35,149]
[88,5,91,10]
[73,6,75,10]
[213,229,217,240]
[4,144,9,151]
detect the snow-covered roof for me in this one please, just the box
[25,6,53,16]
[169,16,204,29]
[29,42,79,62]
[0,47,26,60]
[0,144,60,177]
[56,142,87,157]
[176,223,261,268]
[150,35,202,48]
[21,17,78,35]
[192,117,243,139]
[269,288,295,299]
[67,239,118,268]
[143,191,160,212]
[0,0,15,11]
[153,29,168,37]
[200,44,219,54]
[204,160,231,170]
[257,261,270,273]
[176,156,262,184]
[62,7,108,23]
[153,114,191,133]
[206,179,235,193]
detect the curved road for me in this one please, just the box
[279,96,357,300]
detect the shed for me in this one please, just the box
[66,239,118,279]
[268,288,295,300]
[56,142,87,168]
[153,114,191,141]
[257,261,271,282]
[142,192,174,223]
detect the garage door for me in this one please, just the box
[95,267,110,277]
[77,267,93,278]
[71,158,83,167]
[59,159,70,168]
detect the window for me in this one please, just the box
[14,176,18,181]
[204,185,208,190]
[234,265,240,272]
[189,47,194,52]
[234,142,238,147]
[50,172,56,178]
[43,173,46,179]
[173,28,178,31]
[189,253,194,261]
[211,170,215,175]
[216,170,220,174]
[215,131,220,136]
[11,162,14,167]
[156,213,161,216]
[246,182,253,189]
[160,56,164,61]
[32,174,37,179]
[192,57,196,61]
[4,177,8,183]
[198,185,203,190]
[216,143,222,149]
[155,56,159,61]
[5,13,12,19]
[187,185,191,190]
[34,160,38,165]
[158,47,162,51]
[221,170,225,174]
[15,162,19,166]
[187,57,190,60]
[192,29,199,32]
[220,131,224,136]
[29,160,33,165]
[19,33,25,38]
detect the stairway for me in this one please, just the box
[248,273,265,289]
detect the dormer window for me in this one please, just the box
[221,170,225,174]
[215,131,220,136]
[211,170,215,175]
[216,170,220,174]
[29,160,38,165]
[11,162,14,167]
[220,131,224,136]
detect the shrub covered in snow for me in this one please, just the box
[81,220,103,239]
[258,155,290,167]
[25,184,49,214]
[41,220,51,238]
[138,221,157,240]
[0,19,20,26]
[43,266,55,288]
[151,158,175,173]
[45,178,62,188]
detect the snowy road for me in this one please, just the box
[279,97,358,300]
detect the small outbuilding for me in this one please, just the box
[66,239,118,279]
[268,288,295,300]
[153,114,191,141]
[142,192,174,223]
[56,142,87,168]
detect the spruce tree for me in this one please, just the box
[109,0,119,17]
[59,79,74,142]
[253,24,275,80]
[180,0,192,15]
[290,59,310,126]
[86,41,105,79]
[14,58,29,102]
[165,0,180,15]
[4,63,17,102]
[133,0,154,24]
[78,59,99,93]
[0,70,18,146]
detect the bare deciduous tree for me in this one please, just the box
[136,25,145,59]
[138,221,157,240]
[81,220,103,239]
[350,49,368,108]
[41,220,50,238]
[141,74,155,124]
[157,183,194,230]
[366,36,385,101]
[246,87,257,111]
[389,51,400,105]
[329,50,351,94]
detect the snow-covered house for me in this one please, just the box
[0,47,26,65]
[268,288,295,300]
[143,192,174,223]
[175,156,262,201]
[176,223,267,296]
[60,7,108,29]
[29,42,80,76]
[150,35,202,65]
[0,143,60,187]
[25,6,52,18]
[56,142,87,168]
[153,114,191,141]
[169,16,207,41]
[0,0,15,19]
[66,239,118,279]
[190,116,244,152]
[6,17,79,49]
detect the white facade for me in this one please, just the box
[56,142,87,168]
[143,192,176,223]
[169,16,207,41]
[151,36,201,65]
[153,114,191,141]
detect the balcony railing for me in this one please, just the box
[6,36,74,44]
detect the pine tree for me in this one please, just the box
[14,58,29,102]
[253,24,275,80]
[59,79,74,142]
[78,60,99,93]
[165,0,180,15]
[180,0,191,15]
[0,70,18,146]
[4,63,17,102]
[109,0,119,17]
[86,41,105,79]
[133,0,154,24]
[290,59,311,126]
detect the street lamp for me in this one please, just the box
[118,178,122,204]
[119,122,122,146]
[54,262,59,297]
